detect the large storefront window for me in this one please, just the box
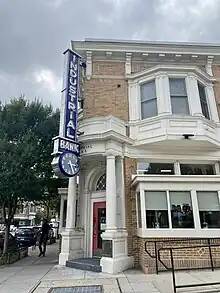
[180,164,215,175]
[137,162,174,175]
[145,191,169,228]
[169,191,194,228]
[137,161,217,175]
[197,191,220,229]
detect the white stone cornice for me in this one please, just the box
[126,64,216,84]
[125,52,132,74]
[86,51,92,80]
[206,55,214,76]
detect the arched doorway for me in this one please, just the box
[85,169,107,257]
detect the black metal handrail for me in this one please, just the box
[145,237,220,274]
[158,243,220,293]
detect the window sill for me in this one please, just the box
[137,228,220,238]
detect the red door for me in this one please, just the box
[93,202,106,257]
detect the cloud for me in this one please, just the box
[0,0,220,108]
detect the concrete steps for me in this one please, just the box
[66,257,102,272]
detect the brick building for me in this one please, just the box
[58,39,220,274]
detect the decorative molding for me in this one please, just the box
[86,51,92,80]
[126,64,216,84]
[125,52,132,74]
[206,55,214,76]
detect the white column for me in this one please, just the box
[115,156,126,230]
[106,154,117,231]
[79,171,85,229]
[186,75,203,116]
[65,176,77,231]
[206,85,219,123]
[59,196,64,234]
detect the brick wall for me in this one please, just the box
[123,157,139,266]
[138,237,220,274]
[93,61,125,76]
[83,62,128,121]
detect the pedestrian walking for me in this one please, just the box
[38,218,51,257]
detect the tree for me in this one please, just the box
[0,97,64,253]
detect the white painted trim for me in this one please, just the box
[137,228,220,238]
[140,190,146,228]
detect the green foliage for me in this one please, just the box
[0,97,66,252]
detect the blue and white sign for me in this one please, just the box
[62,49,80,141]
[51,49,86,178]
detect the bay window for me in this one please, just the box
[197,191,220,229]
[145,191,169,228]
[140,80,157,119]
[169,191,194,228]
[198,82,210,120]
[169,78,189,115]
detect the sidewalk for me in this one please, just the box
[1,243,220,293]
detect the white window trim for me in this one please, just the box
[135,178,220,238]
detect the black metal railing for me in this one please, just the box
[145,238,220,293]
[145,237,220,274]
[158,243,220,293]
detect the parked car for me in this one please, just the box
[15,227,37,247]
[0,231,19,255]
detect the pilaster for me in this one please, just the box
[101,154,134,274]
[86,51,92,80]
[206,85,219,123]
[186,74,203,116]
[59,177,84,265]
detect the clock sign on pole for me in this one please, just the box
[51,48,86,178]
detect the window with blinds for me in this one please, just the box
[197,191,220,228]
[145,191,169,228]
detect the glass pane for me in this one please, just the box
[169,78,187,96]
[145,191,168,210]
[140,80,156,102]
[169,191,194,228]
[96,174,106,191]
[198,83,210,119]
[201,101,210,120]
[137,162,174,175]
[180,164,215,175]
[197,191,220,211]
[171,97,189,114]
[198,83,207,102]
[146,211,169,228]
[141,99,157,119]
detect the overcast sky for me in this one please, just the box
[0,0,220,109]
